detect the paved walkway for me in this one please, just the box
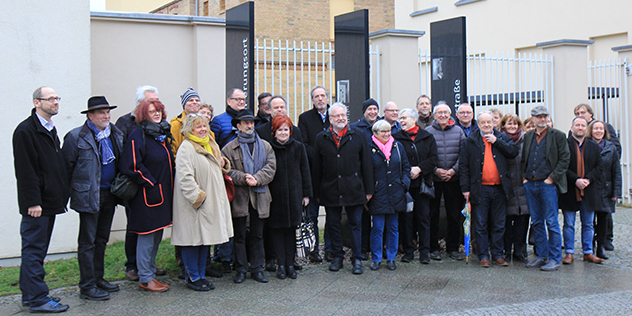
[3,207,632,315]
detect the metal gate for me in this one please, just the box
[419,49,555,120]
[255,39,380,122]
[588,57,630,203]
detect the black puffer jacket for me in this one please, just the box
[425,120,465,182]
[598,139,621,213]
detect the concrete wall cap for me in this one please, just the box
[90,11,225,25]
[612,44,632,52]
[369,29,425,40]
[410,7,438,17]
[536,39,594,48]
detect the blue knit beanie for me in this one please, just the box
[180,87,200,108]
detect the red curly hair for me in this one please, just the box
[135,100,167,124]
[271,114,293,135]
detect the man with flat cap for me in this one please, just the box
[14,86,70,313]
[62,96,125,300]
[221,109,276,284]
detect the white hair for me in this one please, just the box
[328,102,348,116]
[400,108,418,120]
[136,85,159,104]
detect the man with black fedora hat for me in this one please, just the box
[221,109,276,284]
[62,96,125,300]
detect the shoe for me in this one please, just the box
[480,258,490,268]
[276,265,287,279]
[583,253,604,264]
[205,266,223,278]
[386,260,396,270]
[526,257,548,268]
[603,240,614,251]
[96,279,120,292]
[155,268,167,276]
[429,251,442,261]
[540,260,561,271]
[596,244,609,260]
[221,261,232,273]
[138,279,169,292]
[370,262,380,270]
[562,253,573,265]
[251,271,269,283]
[352,259,363,274]
[200,278,215,290]
[325,251,335,262]
[286,265,297,279]
[293,261,303,270]
[419,253,430,264]
[329,259,343,271]
[23,296,61,307]
[401,253,413,263]
[233,272,246,284]
[186,278,212,291]
[448,251,464,261]
[126,269,139,281]
[309,251,323,263]
[512,253,528,263]
[265,259,276,272]
[30,300,69,313]
[359,252,369,261]
[493,258,509,267]
[80,287,110,301]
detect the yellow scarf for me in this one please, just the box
[187,133,213,155]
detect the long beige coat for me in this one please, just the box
[171,138,234,246]
[221,137,276,219]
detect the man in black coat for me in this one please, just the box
[313,103,374,275]
[62,96,124,301]
[255,92,272,127]
[13,87,70,313]
[298,85,331,263]
[459,112,518,268]
[559,117,604,265]
[256,95,302,143]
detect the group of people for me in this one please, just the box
[13,84,622,313]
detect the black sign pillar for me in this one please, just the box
[335,10,369,123]
[226,1,255,110]
[430,17,467,114]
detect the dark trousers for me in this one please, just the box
[77,189,117,290]
[263,221,275,262]
[306,199,324,251]
[271,227,296,267]
[606,212,614,242]
[361,211,371,253]
[326,204,363,260]
[233,204,265,273]
[20,214,56,307]
[124,203,137,271]
[429,181,465,253]
[400,191,431,256]
[504,214,529,258]
[594,211,609,247]
[472,185,506,260]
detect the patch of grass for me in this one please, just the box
[0,238,181,297]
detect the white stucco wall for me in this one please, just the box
[0,1,92,259]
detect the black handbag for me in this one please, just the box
[296,207,316,258]
[411,142,435,199]
[110,173,138,201]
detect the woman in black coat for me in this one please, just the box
[368,120,411,271]
[392,108,437,264]
[267,115,312,279]
[587,120,621,259]
[499,114,530,263]
[120,100,174,292]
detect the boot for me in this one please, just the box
[596,243,609,260]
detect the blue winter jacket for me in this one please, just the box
[367,139,411,215]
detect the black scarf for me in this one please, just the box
[226,105,239,118]
[140,120,174,144]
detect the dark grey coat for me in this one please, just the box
[505,133,529,216]
[425,120,466,183]
[598,140,622,213]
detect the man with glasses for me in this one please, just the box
[256,95,302,144]
[416,95,434,129]
[298,86,331,263]
[313,103,374,274]
[383,101,402,133]
[425,102,467,261]
[212,88,247,148]
[522,106,570,272]
[13,87,70,313]
[455,103,478,137]
[255,92,272,127]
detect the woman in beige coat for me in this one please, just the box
[172,115,233,291]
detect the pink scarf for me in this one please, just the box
[372,135,394,160]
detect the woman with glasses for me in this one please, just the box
[120,100,174,293]
[499,114,530,263]
[586,120,621,259]
[171,114,233,291]
[367,120,411,270]
[267,114,312,279]
[392,108,438,264]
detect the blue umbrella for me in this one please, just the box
[461,202,471,264]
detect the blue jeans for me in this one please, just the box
[325,205,363,260]
[523,180,562,262]
[181,246,209,282]
[472,185,506,260]
[562,201,594,254]
[371,213,399,262]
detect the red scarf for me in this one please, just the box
[406,125,420,141]
[330,125,348,147]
